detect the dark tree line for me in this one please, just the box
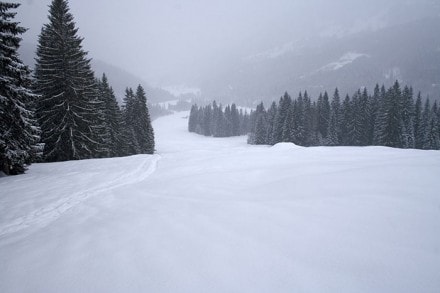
[1,0,154,175]
[188,102,250,137]
[0,2,40,175]
[248,82,440,150]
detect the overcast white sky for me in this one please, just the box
[12,0,439,88]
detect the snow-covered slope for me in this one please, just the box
[1,112,440,293]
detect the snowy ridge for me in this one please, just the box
[319,52,368,71]
[0,154,160,238]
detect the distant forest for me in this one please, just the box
[189,81,440,150]
[188,102,250,137]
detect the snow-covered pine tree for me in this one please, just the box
[224,105,233,137]
[133,85,155,154]
[368,84,381,145]
[288,92,305,145]
[375,81,403,148]
[0,2,40,175]
[230,103,240,136]
[188,104,198,133]
[413,93,423,149]
[273,92,291,143]
[252,102,267,145]
[400,86,415,148]
[122,87,140,155]
[373,85,387,145]
[34,0,101,162]
[302,91,314,146]
[317,91,330,141]
[425,101,440,149]
[214,104,225,137]
[265,101,277,145]
[340,94,353,145]
[327,88,341,146]
[202,104,212,136]
[97,73,124,157]
[353,88,370,146]
[282,102,294,143]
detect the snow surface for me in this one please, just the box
[1,111,440,293]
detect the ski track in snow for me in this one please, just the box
[0,155,161,238]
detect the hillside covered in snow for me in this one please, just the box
[1,111,439,293]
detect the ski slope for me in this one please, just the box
[1,111,440,293]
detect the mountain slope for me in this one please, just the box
[1,112,439,292]
[203,17,440,103]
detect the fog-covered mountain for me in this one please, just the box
[201,16,440,105]
[18,43,175,104]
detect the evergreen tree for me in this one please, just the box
[273,92,291,143]
[327,88,341,146]
[291,92,305,145]
[122,88,140,154]
[35,0,100,162]
[202,104,212,136]
[340,94,352,145]
[188,104,198,133]
[265,102,277,145]
[302,91,314,146]
[252,102,267,145]
[375,81,403,147]
[368,84,380,145]
[373,85,387,145]
[230,103,240,136]
[0,2,40,175]
[133,85,155,154]
[414,93,423,149]
[400,86,415,148]
[317,91,330,140]
[224,105,233,137]
[97,73,124,157]
[424,101,440,149]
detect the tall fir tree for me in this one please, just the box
[413,92,423,149]
[188,104,198,133]
[122,88,140,155]
[0,2,40,175]
[97,73,124,157]
[252,102,267,145]
[265,101,277,145]
[327,88,341,146]
[317,91,330,141]
[340,94,352,145]
[34,0,101,162]
[133,85,155,154]
[230,103,240,136]
[368,84,381,145]
[202,104,212,136]
[375,81,403,147]
[400,86,415,148]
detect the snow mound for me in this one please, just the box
[271,142,303,150]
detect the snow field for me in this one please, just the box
[1,111,439,293]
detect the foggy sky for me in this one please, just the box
[12,0,440,89]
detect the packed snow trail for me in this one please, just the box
[1,111,440,293]
[0,154,161,238]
